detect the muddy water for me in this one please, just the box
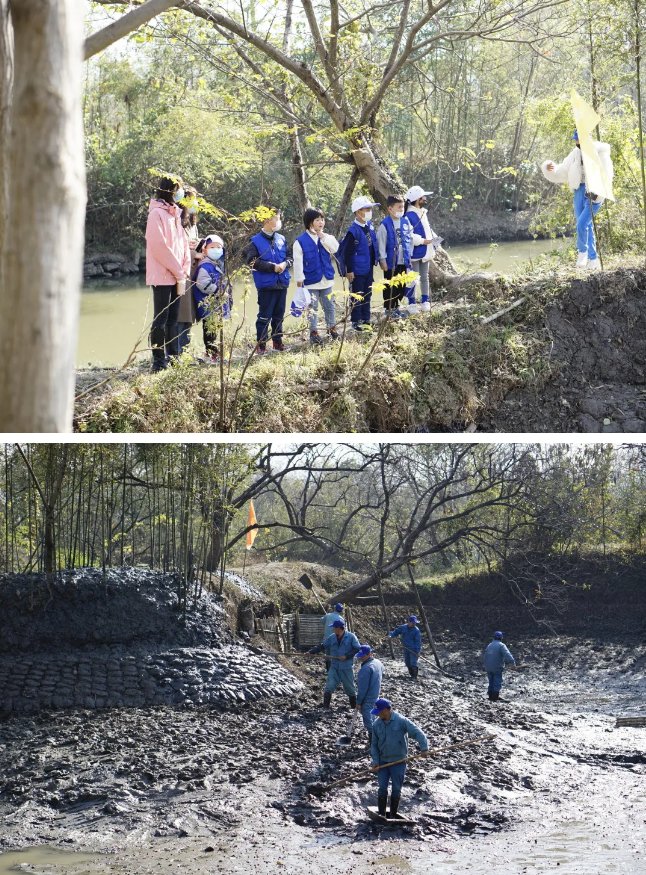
[78,237,568,366]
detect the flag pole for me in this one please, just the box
[588,192,604,270]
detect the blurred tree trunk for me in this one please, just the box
[0,0,85,432]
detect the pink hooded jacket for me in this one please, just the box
[145,198,191,286]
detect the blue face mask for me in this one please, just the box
[173,187,185,203]
[207,247,223,261]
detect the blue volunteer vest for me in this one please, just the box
[250,231,291,290]
[382,215,413,270]
[348,221,378,275]
[405,210,427,260]
[192,258,224,317]
[297,232,335,285]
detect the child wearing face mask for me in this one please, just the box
[192,233,232,364]
[341,195,380,332]
[145,176,191,372]
[377,195,415,319]
[404,185,442,314]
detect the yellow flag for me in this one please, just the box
[570,90,615,201]
[246,500,258,551]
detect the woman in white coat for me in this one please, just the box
[541,131,613,270]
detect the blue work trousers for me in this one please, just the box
[377,762,406,796]
[360,702,376,732]
[404,649,419,670]
[325,665,356,696]
[487,670,503,695]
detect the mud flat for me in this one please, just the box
[1,628,644,874]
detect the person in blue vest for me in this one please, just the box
[377,195,415,319]
[307,618,361,708]
[370,698,429,818]
[191,233,232,364]
[389,615,422,680]
[293,208,340,343]
[342,195,380,332]
[483,631,516,701]
[243,208,292,354]
[405,185,442,313]
[320,602,344,671]
[355,645,384,744]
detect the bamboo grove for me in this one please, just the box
[1,444,644,610]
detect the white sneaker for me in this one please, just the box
[419,300,431,312]
[575,252,588,268]
[407,303,419,315]
[587,258,601,271]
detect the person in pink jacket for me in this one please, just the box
[145,176,191,372]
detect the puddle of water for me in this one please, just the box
[0,847,101,874]
[78,238,567,366]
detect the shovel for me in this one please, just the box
[337,706,360,746]
[307,733,495,796]
[298,573,326,612]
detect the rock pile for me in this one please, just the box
[83,252,141,280]
[0,568,302,714]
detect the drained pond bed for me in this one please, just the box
[1,633,644,874]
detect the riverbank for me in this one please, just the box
[75,259,646,433]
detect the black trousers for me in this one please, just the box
[150,284,180,367]
[383,264,407,310]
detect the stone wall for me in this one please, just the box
[84,252,142,281]
[0,569,302,715]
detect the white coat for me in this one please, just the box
[540,142,613,202]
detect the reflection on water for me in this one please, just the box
[78,238,568,367]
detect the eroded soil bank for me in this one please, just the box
[74,265,646,434]
[1,629,644,873]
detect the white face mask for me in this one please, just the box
[207,247,223,261]
[364,211,373,221]
[274,218,282,231]
[394,210,404,218]
[173,187,185,203]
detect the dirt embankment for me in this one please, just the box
[74,265,646,434]
[482,267,646,432]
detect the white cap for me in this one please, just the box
[202,233,224,246]
[351,195,381,213]
[405,185,433,202]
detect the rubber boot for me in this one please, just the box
[377,794,387,817]
[408,666,415,679]
[323,691,332,708]
[491,691,499,702]
[487,691,493,701]
[389,796,400,819]
[413,666,419,681]
[349,695,357,709]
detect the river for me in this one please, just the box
[78,237,568,367]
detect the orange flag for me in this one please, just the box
[246,500,258,550]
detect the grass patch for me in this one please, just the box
[75,257,644,433]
